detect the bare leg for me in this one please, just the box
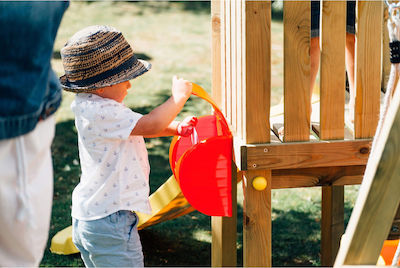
[310,36,321,98]
[345,33,355,121]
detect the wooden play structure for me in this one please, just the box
[209,0,400,266]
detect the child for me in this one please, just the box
[59,25,197,267]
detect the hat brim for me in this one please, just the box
[60,59,151,92]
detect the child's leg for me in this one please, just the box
[72,218,95,267]
[73,210,144,267]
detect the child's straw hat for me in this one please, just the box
[59,25,151,92]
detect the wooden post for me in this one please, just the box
[212,161,238,267]
[334,80,400,266]
[211,1,237,266]
[242,1,271,267]
[319,1,346,266]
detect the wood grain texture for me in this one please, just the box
[212,161,238,267]
[243,169,271,267]
[283,1,311,142]
[244,1,270,144]
[354,1,382,138]
[334,74,400,266]
[246,139,371,170]
[271,165,365,189]
[320,1,346,140]
[212,0,222,108]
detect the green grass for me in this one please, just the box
[41,2,360,266]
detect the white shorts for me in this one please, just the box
[0,116,55,266]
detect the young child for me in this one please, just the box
[59,25,197,267]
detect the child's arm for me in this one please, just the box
[130,76,192,136]
[144,116,197,138]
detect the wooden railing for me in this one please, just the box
[211,0,385,266]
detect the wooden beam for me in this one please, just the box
[212,161,238,267]
[271,165,365,189]
[319,2,346,264]
[242,139,371,171]
[321,186,344,266]
[243,169,271,267]
[334,67,400,266]
[242,2,271,266]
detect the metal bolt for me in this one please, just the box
[264,148,269,153]
[252,163,257,168]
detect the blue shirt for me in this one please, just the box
[0,1,69,139]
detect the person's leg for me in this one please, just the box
[0,116,55,266]
[77,210,144,267]
[346,32,356,113]
[311,36,321,96]
[346,0,356,121]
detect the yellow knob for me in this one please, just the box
[252,176,267,191]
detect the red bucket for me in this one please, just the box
[169,84,233,217]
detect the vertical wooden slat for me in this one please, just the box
[225,0,232,124]
[320,0,346,140]
[283,1,311,142]
[220,0,226,116]
[211,2,237,267]
[236,0,243,140]
[334,82,400,266]
[231,0,237,135]
[382,7,390,92]
[212,0,222,107]
[212,161,238,267]
[354,0,383,138]
[243,1,271,267]
[244,1,270,144]
[319,2,346,266]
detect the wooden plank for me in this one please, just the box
[220,0,226,117]
[283,1,311,142]
[211,0,222,108]
[244,0,270,144]
[382,7,390,92]
[225,0,232,124]
[231,0,237,134]
[243,169,271,267]
[321,186,344,266]
[236,0,243,140]
[212,161,238,267]
[320,0,346,140]
[246,139,371,170]
[211,2,237,267]
[243,2,271,266]
[271,165,365,189]
[334,74,400,266]
[354,1,382,138]
[319,3,346,263]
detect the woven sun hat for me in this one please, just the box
[59,25,151,92]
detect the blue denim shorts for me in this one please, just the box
[311,0,356,38]
[72,210,144,267]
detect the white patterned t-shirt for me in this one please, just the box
[71,93,152,221]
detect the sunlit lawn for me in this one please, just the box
[42,2,359,266]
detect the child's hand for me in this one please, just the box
[172,76,192,100]
[177,116,198,137]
